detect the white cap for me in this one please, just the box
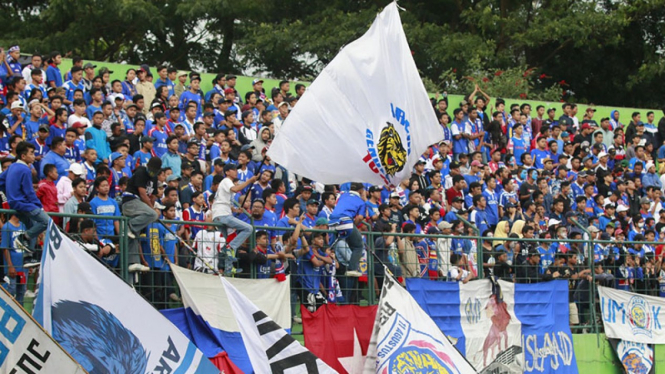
[598,151,608,159]
[638,139,647,147]
[548,219,561,227]
[10,101,24,111]
[67,163,85,176]
[617,205,629,213]
[646,161,655,170]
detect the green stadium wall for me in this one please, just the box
[574,334,665,373]
[53,58,660,123]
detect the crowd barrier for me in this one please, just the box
[1,208,663,338]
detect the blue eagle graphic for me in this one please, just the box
[52,300,149,373]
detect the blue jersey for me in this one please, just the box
[46,65,63,88]
[451,121,469,155]
[499,191,518,207]
[161,221,179,271]
[330,191,365,223]
[1,220,26,273]
[133,150,153,169]
[510,136,528,165]
[538,246,555,274]
[89,196,119,238]
[179,91,203,117]
[531,148,550,169]
[483,189,499,226]
[63,80,85,102]
[183,206,206,239]
[298,248,321,294]
[148,127,168,157]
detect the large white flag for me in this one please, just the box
[267,2,442,187]
[0,287,86,373]
[33,221,219,373]
[220,277,338,373]
[599,286,665,344]
[363,273,477,374]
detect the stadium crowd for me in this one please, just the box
[0,48,664,329]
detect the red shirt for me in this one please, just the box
[37,179,58,213]
[445,187,463,206]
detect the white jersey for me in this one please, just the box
[193,229,226,272]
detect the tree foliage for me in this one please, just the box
[0,0,664,107]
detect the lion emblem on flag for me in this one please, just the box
[377,122,407,176]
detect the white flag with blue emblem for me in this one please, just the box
[33,221,219,374]
[363,273,477,374]
[267,2,441,187]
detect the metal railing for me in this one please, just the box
[1,208,663,339]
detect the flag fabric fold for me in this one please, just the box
[0,286,86,373]
[267,2,442,186]
[363,273,477,374]
[221,276,338,373]
[169,263,290,373]
[302,303,378,373]
[33,221,218,374]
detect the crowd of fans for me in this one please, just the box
[0,48,663,329]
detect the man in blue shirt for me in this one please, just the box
[154,65,175,97]
[0,142,49,251]
[450,108,470,158]
[329,182,366,277]
[531,136,551,169]
[39,136,70,181]
[509,123,528,166]
[483,175,499,227]
[179,76,203,118]
[45,51,63,88]
[63,66,85,105]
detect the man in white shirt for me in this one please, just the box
[193,212,227,273]
[211,163,258,273]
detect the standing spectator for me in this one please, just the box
[136,65,156,115]
[37,163,59,225]
[84,112,111,163]
[2,214,27,303]
[329,182,366,277]
[45,51,63,89]
[63,177,88,230]
[40,136,70,180]
[56,163,85,212]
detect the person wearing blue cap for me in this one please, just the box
[109,151,127,198]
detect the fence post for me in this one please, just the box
[119,217,130,284]
[455,213,482,278]
[360,222,376,305]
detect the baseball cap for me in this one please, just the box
[166,174,181,182]
[640,197,651,204]
[587,225,600,233]
[315,217,328,226]
[177,71,188,77]
[223,88,235,95]
[38,124,50,132]
[438,221,453,230]
[548,219,561,227]
[307,199,320,206]
[71,121,87,129]
[142,136,155,143]
[252,78,264,85]
[83,62,96,70]
[528,248,541,257]
[153,112,166,119]
[240,144,254,152]
[598,151,608,159]
[187,138,200,147]
[369,186,382,193]
[150,102,162,110]
[617,205,629,213]
[226,74,237,80]
[98,67,113,75]
[389,192,400,199]
[10,101,24,111]
[581,123,591,130]
[109,152,123,163]
[452,196,464,203]
[68,163,85,176]
[278,101,289,108]
[470,160,483,167]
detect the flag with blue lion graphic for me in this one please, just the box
[34,221,219,374]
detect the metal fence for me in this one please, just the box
[1,208,663,337]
